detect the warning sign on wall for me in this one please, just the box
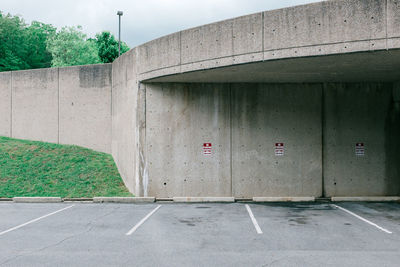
[275,143,284,156]
[203,143,212,155]
[355,143,365,156]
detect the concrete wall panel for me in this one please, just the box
[137,33,180,74]
[232,13,263,55]
[12,68,58,142]
[146,83,231,197]
[0,72,11,137]
[388,0,400,38]
[323,83,400,196]
[232,84,322,198]
[181,20,233,64]
[111,49,139,194]
[59,64,112,153]
[263,0,386,51]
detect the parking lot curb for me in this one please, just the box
[0,198,13,202]
[253,197,315,202]
[331,196,400,202]
[173,197,235,203]
[93,197,156,203]
[63,198,93,202]
[13,197,62,203]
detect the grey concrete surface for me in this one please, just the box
[137,0,400,82]
[0,72,11,137]
[12,197,62,203]
[12,68,59,143]
[111,49,140,195]
[232,84,322,198]
[2,65,112,153]
[59,64,112,153]
[3,0,400,198]
[145,83,231,197]
[323,83,400,196]
[0,202,399,267]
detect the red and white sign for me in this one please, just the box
[203,143,212,155]
[355,143,364,156]
[275,143,284,156]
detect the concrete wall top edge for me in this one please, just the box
[132,0,399,82]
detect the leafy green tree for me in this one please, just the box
[95,31,129,63]
[46,26,100,67]
[0,12,55,72]
[25,21,56,69]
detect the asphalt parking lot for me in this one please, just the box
[0,202,399,267]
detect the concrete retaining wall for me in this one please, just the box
[111,49,142,195]
[1,0,399,197]
[0,72,11,137]
[0,65,112,153]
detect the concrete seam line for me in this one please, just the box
[126,205,161,236]
[331,204,392,234]
[0,205,75,236]
[245,204,263,234]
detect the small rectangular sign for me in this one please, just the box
[275,143,284,156]
[355,143,364,156]
[203,143,212,155]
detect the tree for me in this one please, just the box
[46,26,100,67]
[95,31,129,63]
[0,11,55,72]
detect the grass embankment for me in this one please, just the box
[0,136,132,198]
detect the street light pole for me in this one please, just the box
[117,11,123,57]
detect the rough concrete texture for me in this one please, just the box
[323,83,400,196]
[92,197,155,203]
[172,197,235,202]
[111,49,140,194]
[12,197,62,203]
[136,0,399,82]
[12,68,59,143]
[4,0,400,198]
[0,72,11,137]
[253,197,315,202]
[232,84,322,198]
[146,83,231,197]
[59,64,112,153]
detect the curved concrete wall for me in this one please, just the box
[2,0,400,197]
[0,65,112,153]
[135,0,400,82]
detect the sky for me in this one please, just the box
[1,0,322,48]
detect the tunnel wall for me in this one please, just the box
[0,65,112,153]
[323,83,400,196]
[144,82,400,198]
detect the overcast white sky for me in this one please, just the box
[1,0,322,47]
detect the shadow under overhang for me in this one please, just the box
[144,49,400,83]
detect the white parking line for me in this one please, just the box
[245,204,263,234]
[0,205,75,236]
[126,205,162,236]
[332,204,392,234]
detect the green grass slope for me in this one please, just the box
[0,136,132,198]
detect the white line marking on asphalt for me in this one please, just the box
[0,205,75,236]
[126,205,162,236]
[245,204,263,234]
[332,204,392,234]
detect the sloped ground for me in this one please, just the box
[0,136,132,198]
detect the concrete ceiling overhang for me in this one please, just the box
[143,49,400,83]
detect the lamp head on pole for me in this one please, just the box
[117,11,123,16]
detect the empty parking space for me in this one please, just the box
[0,202,399,266]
